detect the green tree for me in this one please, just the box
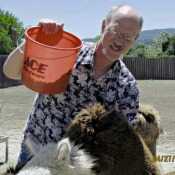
[155,33,175,56]
[166,35,175,55]
[0,9,24,54]
[126,32,174,58]
[126,44,146,57]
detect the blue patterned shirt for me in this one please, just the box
[24,43,139,146]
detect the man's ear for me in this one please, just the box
[135,33,140,40]
[101,19,106,34]
[57,138,71,162]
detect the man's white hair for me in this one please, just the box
[105,4,143,30]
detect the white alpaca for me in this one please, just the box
[17,138,95,175]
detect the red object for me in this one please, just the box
[22,26,82,94]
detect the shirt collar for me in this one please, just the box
[80,42,122,72]
[80,43,95,67]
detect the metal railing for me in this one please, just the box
[0,136,8,163]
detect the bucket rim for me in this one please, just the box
[25,26,83,51]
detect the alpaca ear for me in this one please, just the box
[57,138,71,162]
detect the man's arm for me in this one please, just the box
[3,42,24,80]
[117,81,140,125]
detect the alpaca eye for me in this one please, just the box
[145,114,154,123]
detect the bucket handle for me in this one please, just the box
[17,39,25,54]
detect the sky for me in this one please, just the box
[1,0,175,39]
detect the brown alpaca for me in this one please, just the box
[133,104,161,156]
[66,103,161,175]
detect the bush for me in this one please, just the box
[0,9,24,54]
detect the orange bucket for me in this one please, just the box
[22,26,82,94]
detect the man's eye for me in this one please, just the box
[126,38,132,42]
[124,36,133,42]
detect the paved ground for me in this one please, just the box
[0,80,175,174]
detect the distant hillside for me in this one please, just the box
[83,28,175,44]
[137,28,175,44]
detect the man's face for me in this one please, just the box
[100,17,140,61]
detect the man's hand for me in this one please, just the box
[38,18,64,34]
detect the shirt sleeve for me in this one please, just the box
[118,80,140,124]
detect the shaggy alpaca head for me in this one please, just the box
[133,104,161,156]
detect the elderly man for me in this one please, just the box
[3,4,143,169]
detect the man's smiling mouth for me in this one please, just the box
[110,42,123,52]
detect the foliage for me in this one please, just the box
[165,35,175,55]
[126,32,175,58]
[0,9,24,54]
[126,44,146,58]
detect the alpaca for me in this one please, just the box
[0,138,95,175]
[17,138,96,175]
[1,103,161,175]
